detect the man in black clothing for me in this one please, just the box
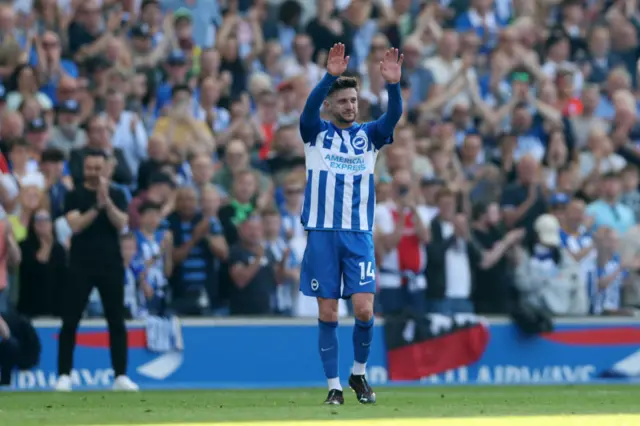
[228,215,284,315]
[69,116,134,188]
[55,150,138,392]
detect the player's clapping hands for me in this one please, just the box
[326,43,350,76]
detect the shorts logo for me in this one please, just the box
[351,135,368,151]
[311,279,319,291]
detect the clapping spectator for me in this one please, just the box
[375,169,432,315]
[17,207,66,318]
[594,226,632,316]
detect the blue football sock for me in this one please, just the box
[353,317,374,369]
[318,319,339,382]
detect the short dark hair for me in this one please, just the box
[327,77,358,97]
[7,138,29,152]
[138,200,162,215]
[171,84,192,98]
[41,148,65,163]
[84,148,108,160]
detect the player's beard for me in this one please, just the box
[336,111,356,125]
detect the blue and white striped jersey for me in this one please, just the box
[560,226,597,298]
[134,229,167,294]
[299,73,402,233]
[593,254,627,315]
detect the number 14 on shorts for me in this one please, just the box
[358,261,376,286]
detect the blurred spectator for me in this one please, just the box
[471,202,524,315]
[375,169,432,315]
[49,100,86,156]
[515,214,588,316]
[500,155,547,234]
[593,226,631,316]
[425,187,480,315]
[167,186,224,315]
[17,207,66,318]
[69,116,133,187]
[228,214,282,316]
[586,172,635,235]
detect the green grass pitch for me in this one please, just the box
[2,385,639,426]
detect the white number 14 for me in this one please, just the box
[359,261,376,281]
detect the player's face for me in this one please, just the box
[329,88,358,124]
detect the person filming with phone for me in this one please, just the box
[374,169,433,315]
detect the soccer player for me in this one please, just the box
[298,43,403,405]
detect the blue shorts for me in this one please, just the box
[300,230,376,300]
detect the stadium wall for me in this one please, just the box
[11,317,640,390]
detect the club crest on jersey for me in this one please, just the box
[311,279,319,291]
[351,134,368,151]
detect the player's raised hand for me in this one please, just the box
[326,43,349,77]
[380,48,404,84]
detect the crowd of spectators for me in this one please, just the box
[0,0,639,320]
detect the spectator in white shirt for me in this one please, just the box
[104,89,148,183]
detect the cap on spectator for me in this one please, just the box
[549,192,570,206]
[534,214,561,247]
[174,7,193,23]
[167,50,187,66]
[57,99,80,114]
[27,117,47,133]
[131,23,152,38]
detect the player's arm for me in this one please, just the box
[299,74,336,142]
[300,43,349,141]
[370,48,404,149]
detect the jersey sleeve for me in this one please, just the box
[365,82,403,150]
[299,73,337,144]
